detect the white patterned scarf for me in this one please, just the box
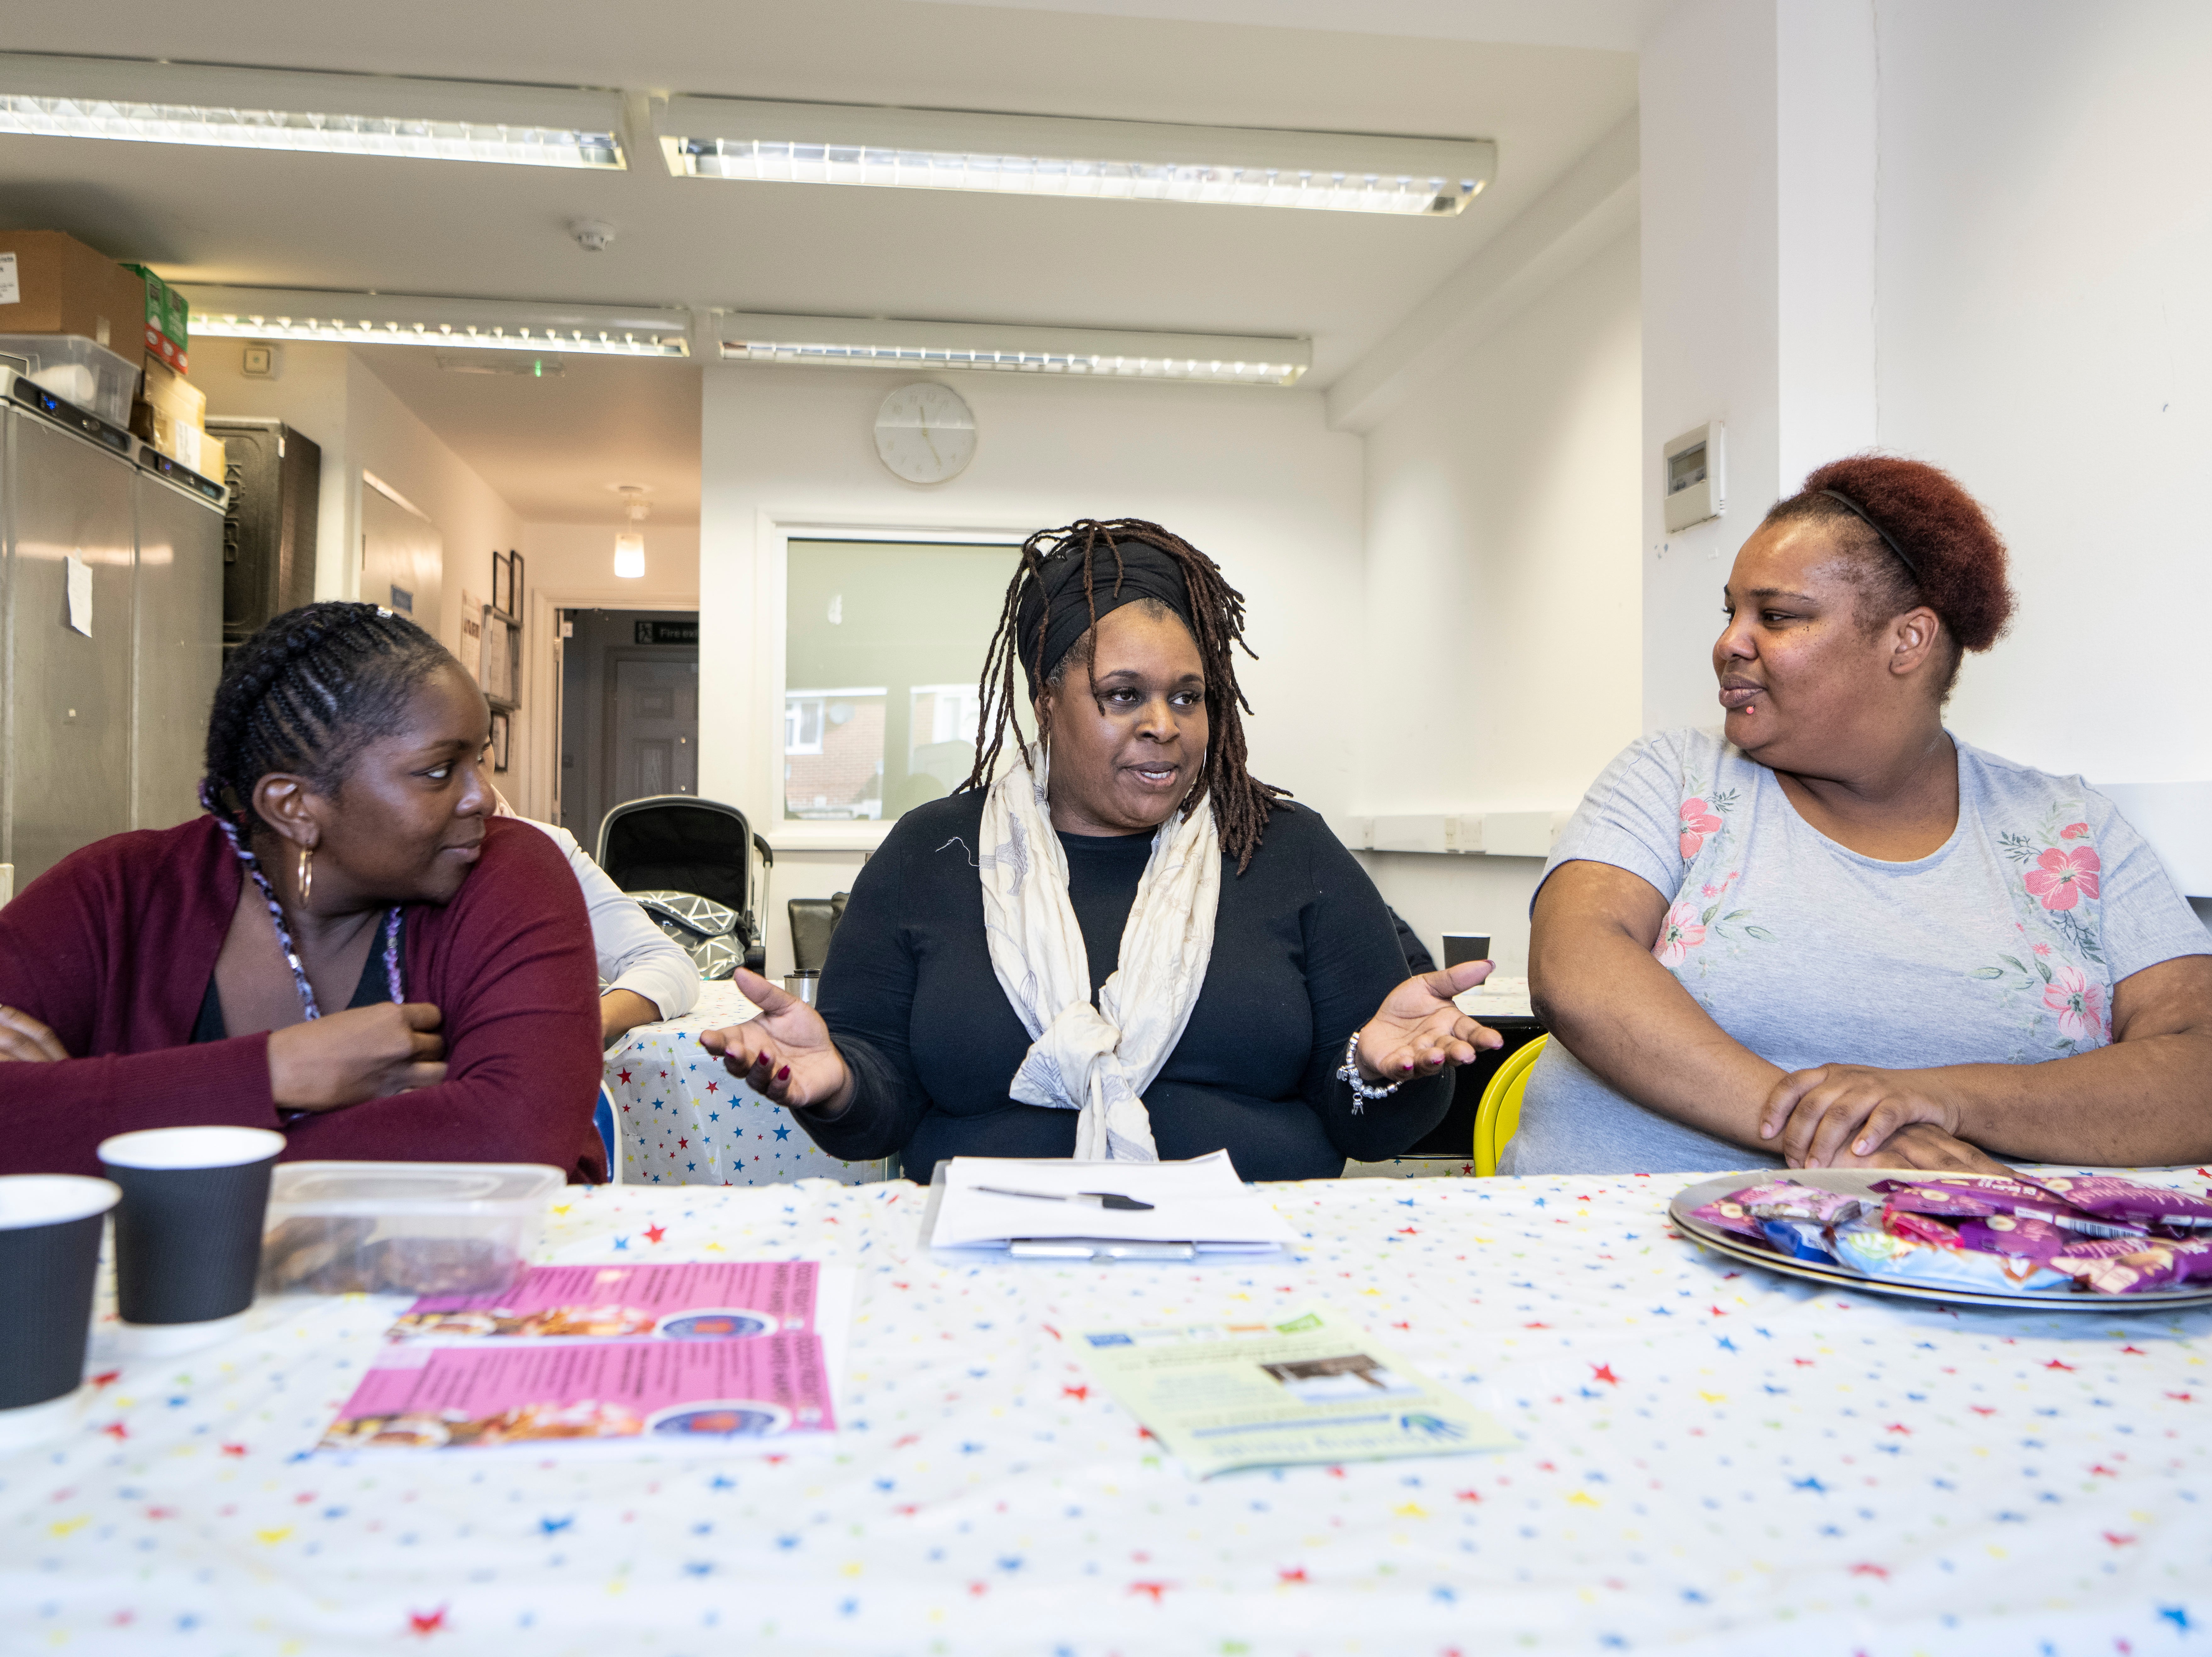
[976,748,1220,1161]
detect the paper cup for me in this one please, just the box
[0,1174,121,1412]
[97,1127,284,1342]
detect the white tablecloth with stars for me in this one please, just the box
[603,982,890,1186]
[8,1170,2208,1655]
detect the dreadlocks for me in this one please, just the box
[962,518,1288,873]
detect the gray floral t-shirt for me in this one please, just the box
[1506,728,2211,1176]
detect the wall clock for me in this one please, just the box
[873,382,976,485]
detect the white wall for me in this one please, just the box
[1635,0,2212,910]
[1356,230,1644,972]
[698,363,1365,973]
[1871,0,2212,786]
[514,521,701,823]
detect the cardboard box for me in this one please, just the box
[0,232,148,370]
[136,357,211,471]
[198,431,227,485]
[122,263,188,373]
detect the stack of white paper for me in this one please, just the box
[928,1150,1299,1255]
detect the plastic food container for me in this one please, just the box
[259,1162,562,1297]
[0,333,138,429]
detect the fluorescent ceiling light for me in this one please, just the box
[0,53,623,169]
[181,287,691,359]
[716,313,1309,386]
[661,97,1492,217]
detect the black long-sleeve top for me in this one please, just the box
[797,792,1452,1185]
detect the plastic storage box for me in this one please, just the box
[259,1162,563,1296]
[0,333,138,429]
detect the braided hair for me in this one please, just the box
[963,518,1288,873]
[203,601,457,834]
[198,603,455,1018]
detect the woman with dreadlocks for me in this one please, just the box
[701,520,1501,1183]
[0,602,605,1180]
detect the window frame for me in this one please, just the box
[750,514,1034,852]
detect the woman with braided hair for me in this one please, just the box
[701,519,1500,1183]
[0,602,605,1180]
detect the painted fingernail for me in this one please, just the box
[776,1065,791,1082]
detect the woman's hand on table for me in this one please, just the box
[1759,1062,1967,1167]
[699,968,855,1119]
[1839,1120,2016,1178]
[1354,959,1505,1083]
[0,1003,69,1062]
[266,1002,447,1110]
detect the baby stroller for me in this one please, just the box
[596,796,774,978]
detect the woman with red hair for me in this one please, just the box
[1521,457,2212,1174]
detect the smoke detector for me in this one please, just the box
[570,218,617,253]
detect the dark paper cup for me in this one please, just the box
[97,1127,284,1350]
[0,1175,121,1414]
[1442,934,1493,969]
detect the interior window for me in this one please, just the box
[783,540,1017,822]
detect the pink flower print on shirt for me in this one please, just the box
[2031,942,2052,956]
[1654,900,1707,968]
[2042,962,2107,1044]
[2059,821,2090,840]
[1679,798,1724,860]
[2024,846,2102,911]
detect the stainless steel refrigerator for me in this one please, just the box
[0,367,224,901]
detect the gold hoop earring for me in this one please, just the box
[297,845,314,909]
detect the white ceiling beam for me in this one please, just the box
[1325,112,1639,433]
[896,0,1670,53]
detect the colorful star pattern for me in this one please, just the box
[603,984,890,1185]
[3,1168,2205,1650]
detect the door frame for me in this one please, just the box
[522,585,698,824]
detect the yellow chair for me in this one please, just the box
[1472,1034,1548,1176]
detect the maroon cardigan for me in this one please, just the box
[0,815,606,1180]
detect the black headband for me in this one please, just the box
[1821,488,1921,581]
[1016,535,1194,700]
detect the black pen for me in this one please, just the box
[973,1185,1156,1211]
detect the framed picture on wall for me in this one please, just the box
[508,551,525,618]
[481,610,513,704]
[490,710,511,773]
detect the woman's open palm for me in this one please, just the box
[698,968,854,1116]
[1356,959,1504,1082]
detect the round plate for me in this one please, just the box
[1670,1168,2212,1312]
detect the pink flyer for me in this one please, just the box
[383,1261,821,1344]
[321,1332,837,1454]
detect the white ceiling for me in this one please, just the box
[0,0,1639,523]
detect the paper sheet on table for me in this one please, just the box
[929,1150,1298,1251]
[320,1333,837,1458]
[1078,1308,1516,1479]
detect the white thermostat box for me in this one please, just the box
[1663,421,1725,532]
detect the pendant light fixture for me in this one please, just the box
[613,486,649,578]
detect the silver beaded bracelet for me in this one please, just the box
[1335,1030,1406,1113]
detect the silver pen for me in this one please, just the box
[973,1185,1156,1211]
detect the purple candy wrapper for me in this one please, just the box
[2029,1176,2212,1229]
